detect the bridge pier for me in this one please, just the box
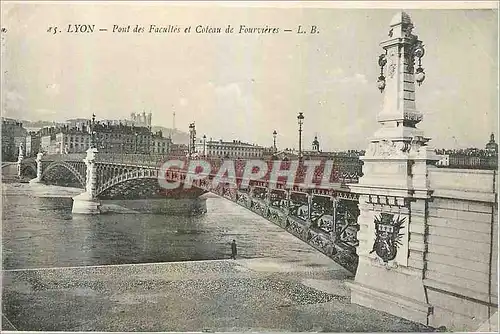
[72,192,101,214]
[72,148,100,214]
[16,145,24,178]
[29,152,44,184]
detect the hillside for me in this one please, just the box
[6,118,190,145]
[151,126,189,145]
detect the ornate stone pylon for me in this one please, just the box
[16,144,24,178]
[72,147,100,214]
[348,12,440,325]
[29,152,44,184]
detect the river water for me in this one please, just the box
[1,170,430,332]
[1,180,327,270]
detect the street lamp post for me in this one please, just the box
[188,122,196,157]
[90,113,97,149]
[297,112,304,159]
[273,130,277,152]
[203,134,207,157]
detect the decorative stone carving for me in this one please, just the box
[388,64,396,78]
[365,140,409,158]
[369,213,406,263]
[396,141,411,153]
[367,194,402,206]
[386,51,397,79]
[404,110,423,123]
[371,256,399,270]
[406,135,438,160]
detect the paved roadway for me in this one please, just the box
[2,256,433,332]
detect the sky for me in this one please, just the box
[1,1,498,151]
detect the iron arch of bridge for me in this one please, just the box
[222,184,360,273]
[40,161,86,188]
[96,168,161,197]
[165,170,361,273]
[20,161,37,176]
[96,170,209,200]
[88,165,361,273]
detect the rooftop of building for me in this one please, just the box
[204,139,263,147]
[435,148,498,157]
[91,122,152,134]
[2,118,24,126]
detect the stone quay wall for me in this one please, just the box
[425,168,497,330]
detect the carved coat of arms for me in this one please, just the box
[370,213,405,263]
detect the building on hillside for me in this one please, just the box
[2,118,27,161]
[312,135,320,153]
[151,130,172,154]
[273,148,299,160]
[300,135,323,157]
[38,125,91,154]
[436,154,450,167]
[39,127,56,154]
[435,135,498,170]
[486,133,498,153]
[64,118,90,128]
[195,138,264,159]
[130,111,152,128]
[262,147,278,160]
[56,127,91,154]
[36,116,162,155]
[102,111,153,128]
[21,113,186,156]
[25,131,41,157]
[170,143,188,157]
[91,121,151,154]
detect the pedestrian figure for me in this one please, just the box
[231,240,237,259]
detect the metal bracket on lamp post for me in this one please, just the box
[376,31,426,92]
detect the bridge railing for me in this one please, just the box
[41,153,87,162]
[38,153,361,187]
[95,153,170,166]
[100,154,361,186]
[41,153,176,166]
